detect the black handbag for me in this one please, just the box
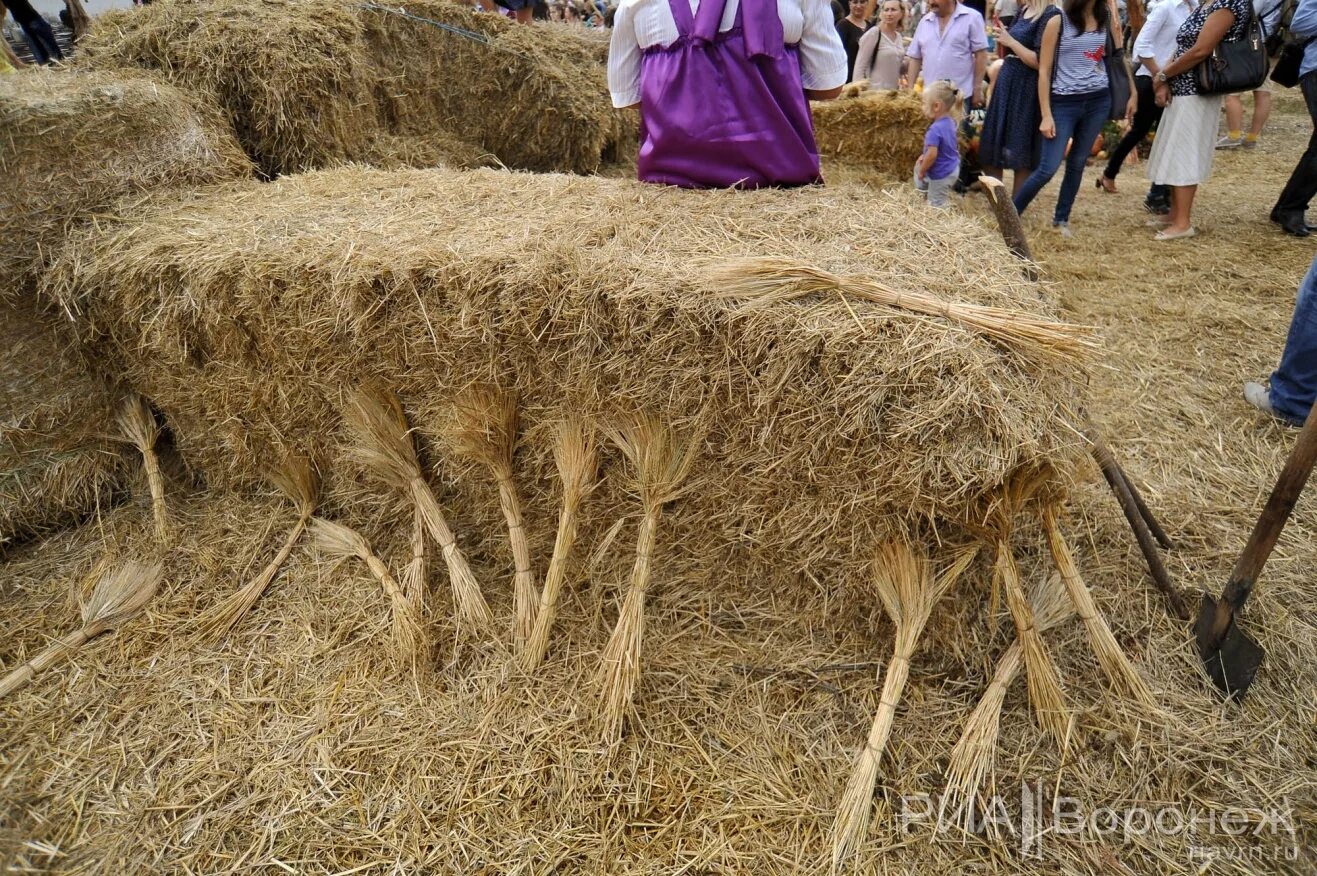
[1270,39,1307,87]
[1195,1,1270,94]
[1104,29,1133,120]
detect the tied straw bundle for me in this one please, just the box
[523,416,599,671]
[195,457,320,643]
[115,393,168,543]
[832,543,977,869]
[708,257,1097,364]
[596,415,699,744]
[443,388,537,652]
[343,387,493,634]
[944,572,1074,825]
[1042,504,1155,708]
[311,517,431,669]
[0,561,162,698]
[402,503,427,612]
[989,476,1072,748]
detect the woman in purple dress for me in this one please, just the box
[607,0,849,188]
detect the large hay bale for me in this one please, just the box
[0,68,253,295]
[78,0,633,177]
[812,89,929,179]
[0,298,127,550]
[46,167,1086,585]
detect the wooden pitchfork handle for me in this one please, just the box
[1202,403,1317,646]
[1086,426,1189,620]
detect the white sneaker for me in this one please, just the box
[1216,136,1243,150]
[1244,381,1276,415]
[1052,221,1072,239]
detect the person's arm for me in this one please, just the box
[1290,0,1317,38]
[607,1,642,108]
[1132,2,1165,74]
[1037,15,1061,136]
[917,144,938,178]
[1154,5,1237,104]
[972,48,989,104]
[800,0,850,99]
[853,25,880,81]
[995,19,1040,68]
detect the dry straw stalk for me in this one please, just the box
[342,387,493,634]
[0,560,161,698]
[995,539,1071,747]
[402,502,427,613]
[709,257,1097,364]
[523,417,598,671]
[311,517,430,670]
[1042,504,1156,708]
[945,572,1073,823]
[832,544,977,870]
[444,388,537,652]
[115,393,168,544]
[596,415,698,744]
[195,457,319,644]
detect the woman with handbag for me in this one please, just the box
[1145,0,1257,239]
[1011,0,1136,236]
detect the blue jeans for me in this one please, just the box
[1012,90,1108,223]
[19,17,64,65]
[1270,252,1317,425]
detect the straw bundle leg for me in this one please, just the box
[995,539,1071,746]
[410,479,494,633]
[496,472,538,653]
[596,511,658,744]
[116,394,168,544]
[196,515,309,644]
[0,629,93,698]
[523,419,596,672]
[402,503,427,613]
[1042,506,1155,708]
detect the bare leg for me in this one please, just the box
[1012,169,1029,198]
[1224,94,1244,137]
[1164,184,1198,234]
[1248,90,1273,138]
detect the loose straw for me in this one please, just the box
[523,416,598,671]
[709,257,1097,364]
[0,560,162,699]
[832,544,977,869]
[115,393,168,544]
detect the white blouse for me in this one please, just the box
[607,0,849,106]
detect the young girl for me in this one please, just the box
[914,80,963,208]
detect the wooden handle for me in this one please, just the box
[1221,404,1317,609]
[979,175,1038,281]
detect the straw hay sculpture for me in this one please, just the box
[343,387,493,636]
[442,387,538,653]
[195,456,320,643]
[0,560,161,698]
[311,517,431,670]
[596,415,699,744]
[832,543,977,869]
[115,393,168,546]
[523,417,599,671]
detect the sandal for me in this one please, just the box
[1095,175,1118,194]
[1154,227,1196,241]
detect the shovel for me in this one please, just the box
[1195,403,1317,700]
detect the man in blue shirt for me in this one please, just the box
[1271,0,1317,236]
[1246,252,1317,425]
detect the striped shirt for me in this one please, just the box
[1052,16,1110,95]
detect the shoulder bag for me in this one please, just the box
[1195,0,1270,94]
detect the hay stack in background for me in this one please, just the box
[811,89,928,180]
[0,68,252,294]
[77,0,630,176]
[45,167,1090,600]
[0,298,127,551]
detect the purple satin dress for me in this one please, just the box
[635,0,823,189]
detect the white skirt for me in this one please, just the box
[1146,93,1224,187]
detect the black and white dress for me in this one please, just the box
[1146,0,1252,186]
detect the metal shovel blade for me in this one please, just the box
[1195,593,1265,701]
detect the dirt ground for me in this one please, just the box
[1,95,1315,874]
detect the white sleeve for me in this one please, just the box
[853,26,881,82]
[797,0,849,89]
[1132,4,1163,63]
[608,2,643,107]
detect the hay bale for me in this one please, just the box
[812,89,928,179]
[0,298,127,550]
[78,0,632,177]
[0,68,253,295]
[46,167,1086,586]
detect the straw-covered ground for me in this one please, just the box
[0,92,1314,876]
